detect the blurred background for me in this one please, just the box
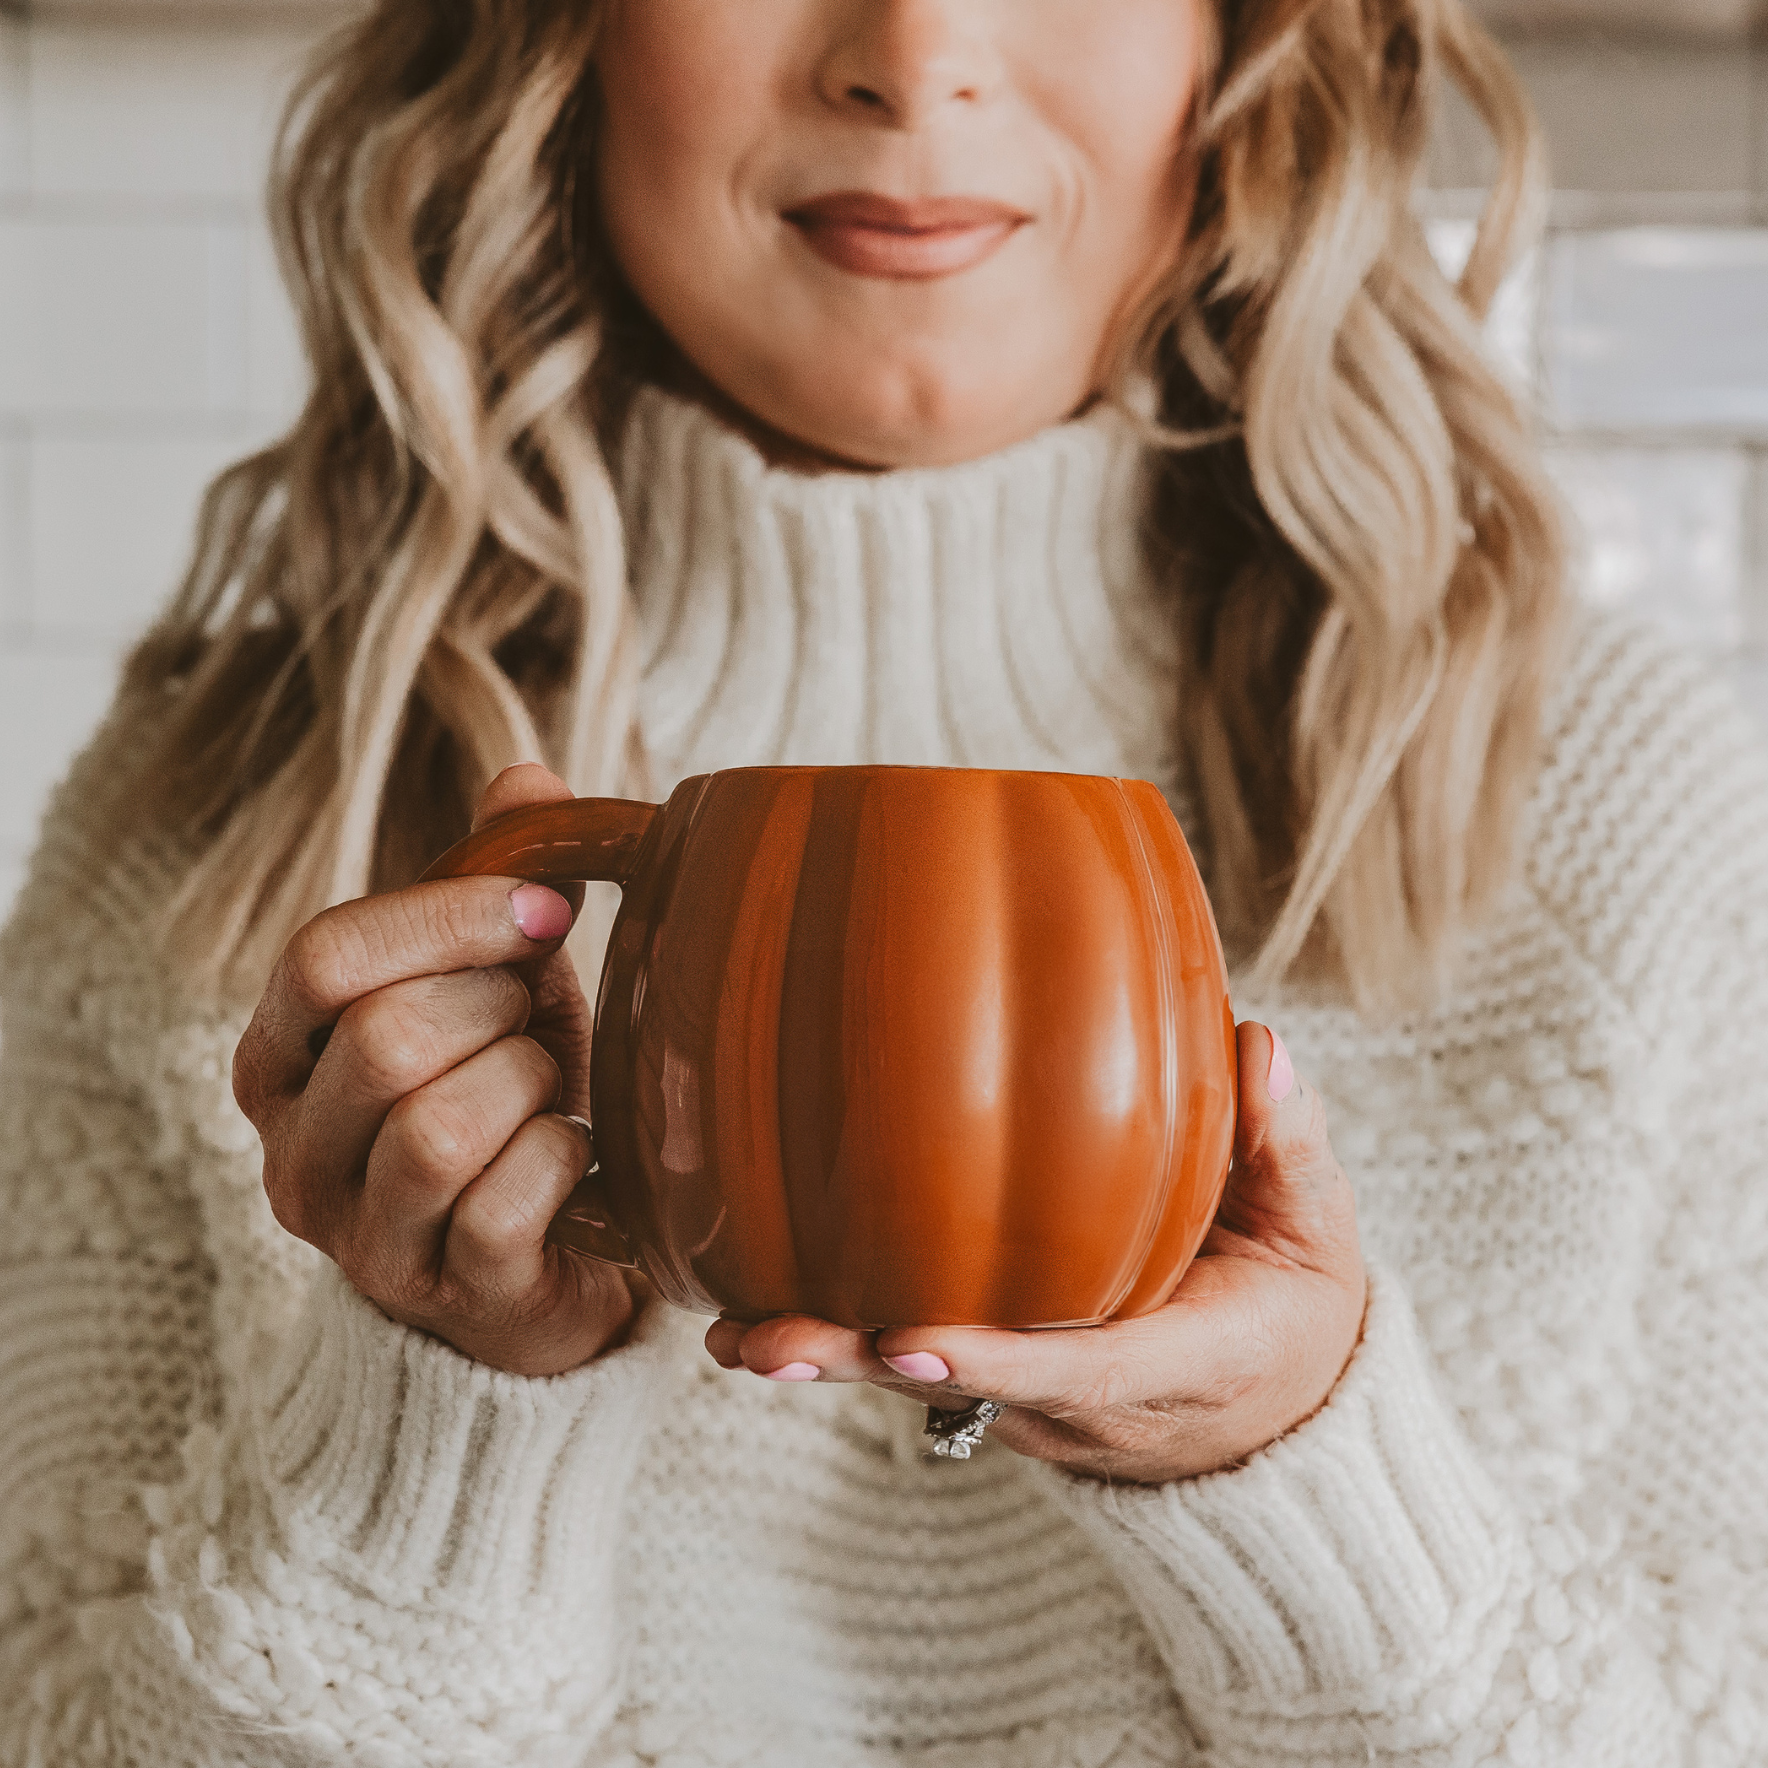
[0,0,1765,927]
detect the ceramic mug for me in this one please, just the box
[422,767,1237,1330]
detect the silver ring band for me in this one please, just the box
[923,1399,1006,1460]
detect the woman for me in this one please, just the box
[2,0,1763,1762]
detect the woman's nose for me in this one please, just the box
[816,0,1002,128]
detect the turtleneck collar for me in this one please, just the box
[616,385,1181,803]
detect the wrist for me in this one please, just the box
[262,1262,672,1614]
[1052,1265,1369,1486]
[377,1263,639,1377]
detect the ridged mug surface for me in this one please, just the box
[425,767,1237,1329]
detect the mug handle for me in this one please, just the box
[420,797,662,1271]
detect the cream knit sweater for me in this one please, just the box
[2,390,1766,1767]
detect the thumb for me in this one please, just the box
[1212,1022,1359,1277]
[476,763,594,1109]
[473,760,578,831]
[469,761,588,925]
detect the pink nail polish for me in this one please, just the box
[511,883,572,942]
[885,1352,951,1383]
[1267,1030,1296,1103]
[762,1362,821,1382]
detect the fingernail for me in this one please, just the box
[762,1363,821,1383]
[885,1352,951,1383]
[1268,1030,1296,1103]
[511,883,572,942]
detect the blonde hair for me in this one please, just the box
[123,0,1563,1013]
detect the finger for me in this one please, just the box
[289,965,533,1204]
[445,1110,594,1296]
[1219,1022,1358,1274]
[473,761,577,831]
[236,763,581,1116]
[1233,1021,1321,1159]
[872,1303,1234,1417]
[471,764,587,924]
[344,1033,563,1291]
[706,1316,885,1383]
[237,873,581,1104]
[704,1319,749,1370]
[467,763,596,1098]
[512,925,597,1120]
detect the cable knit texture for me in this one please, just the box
[2,389,1766,1765]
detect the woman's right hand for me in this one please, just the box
[232,763,635,1377]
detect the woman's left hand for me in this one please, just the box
[705,1023,1367,1484]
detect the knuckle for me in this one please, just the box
[450,1119,573,1263]
[427,879,507,955]
[473,964,532,1033]
[281,916,360,1017]
[448,1191,511,1260]
[374,1256,440,1320]
[232,1030,270,1120]
[508,1035,563,1106]
[527,1110,588,1174]
[449,1189,531,1276]
[261,1166,312,1246]
[331,1218,433,1318]
[389,1091,486,1182]
[349,995,445,1098]
[423,1268,474,1323]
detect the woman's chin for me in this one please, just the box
[712,373,1093,474]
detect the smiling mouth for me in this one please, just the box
[782,192,1030,282]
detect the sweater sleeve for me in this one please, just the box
[0,725,674,1766]
[1027,619,1768,1766]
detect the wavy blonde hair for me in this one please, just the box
[123,0,1563,1013]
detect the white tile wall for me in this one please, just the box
[0,23,26,198]
[1512,41,1756,205]
[1426,36,1768,738]
[26,17,299,201]
[1473,0,1762,31]
[1546,229,1768,434]
[0,217,242,412]
[0,429,25,636]
[0,11,324,929]
[1546,446,1752,653]
[31,429,255,638]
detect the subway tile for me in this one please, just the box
[1547,445,1748,654]
[244,218,307,423]
[0,17,27,200]
[27,15,323,202]
[1511,40,1754,200]
[0,431,24,630]
[1431,36,1755,201]
[205,223,250,413]
[0,643,123,855]
[0,216,248,416]
[1474,0,1761,31]
[1544,228,1768,435]
[1746,450,1768,655]
[1757,48,1768,208]
[30,429,249,641]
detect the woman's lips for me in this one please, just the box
[783,192,1029,281]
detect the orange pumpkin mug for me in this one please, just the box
[422,767,1237,1331]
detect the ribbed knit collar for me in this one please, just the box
[616,386,1181,802]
